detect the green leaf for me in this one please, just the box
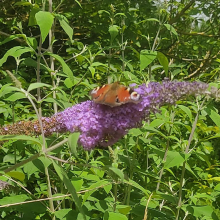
[4,92,26,101]
[0,34,25,46]
[56,14,73,40]
[178,105,192,121]
[115,13,126,17]
[208,109,220,128]
[45,53,75,85]
[26,37,38,50]
[7,171,25,181]
[123,71,138,80]
[128,128,142,136]
[124,179,149,196]
[14,1,32,6]
[0,135,42,147]
[157,192,178,204]
[208,177,220,181]
[52,160,86,220]
[164,24,178,37]
[68,132,80,158]
[64,78,74,88]
[28,6,40,26]
[3,154,21,163]
[109,167,124,181]
[185,162,198,178]
[0,194,29,205]
[23,160,42,177]
[143,125,168,139]
[83,174,100,181]
[109,25,119,43]
[157,52,168,76]
[0,84,21,96]
[54,209,78,219]
[0,46,33,66]
[88,66,95,78]
[138,18,160,24]
[186,205,214,218]
[140,50,157,71]
[104,183,112,194]
[83,180,109,204]
[23,57,52,72]
[23,157,52,177]
[35,11,54,43]
[146,207,173,219]
[27,83,52,92]
[71,177,83,192]
[214,183,220,191]
[150,119,165,128]
[91,62,108,67]
[75,0,82,8]
[98,10,110,16]
[164,151,188,169]
[117,205,131,215]
[104,211,128,220]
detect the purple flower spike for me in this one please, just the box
[39,80,211,150]
[0,80,214,150]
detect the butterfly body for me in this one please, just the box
[90,82,141,107]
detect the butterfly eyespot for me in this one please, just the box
[131,92,140,101]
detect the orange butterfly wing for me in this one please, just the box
[90,82,140,107]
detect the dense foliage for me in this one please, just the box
[0,0,220,219]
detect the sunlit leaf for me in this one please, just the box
[109,167,124,181]
[0,194,29,205]
[178,105,192,121]
[0,46,33,66]
[68,132,80,158]
[35,11,54,43]
[157,52,168,76]
[140,50,157,71]
[4,92,26,101]
[164,24,178,37]
[83,180,110,204]
[164,151,189,169]
[0,135,42,147]
[56,14,73,40]
[27,83,52,92]
[45,53,76,85]
[109,25,119,43]
[104,212,128,220]
[7,171,25,181]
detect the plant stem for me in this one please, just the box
[46,1,56,218]
[126,138,138,205]
[121,18,125,72]
[156,110,174,191]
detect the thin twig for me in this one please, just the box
[143,193,153,220]
[3,175,50,210]
[0,182,113,208]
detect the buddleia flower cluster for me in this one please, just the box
[0,79,217,150]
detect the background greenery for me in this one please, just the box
[0,0,220,219]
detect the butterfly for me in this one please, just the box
[90,82,141,107]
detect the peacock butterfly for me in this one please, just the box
[90,82,141,107]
